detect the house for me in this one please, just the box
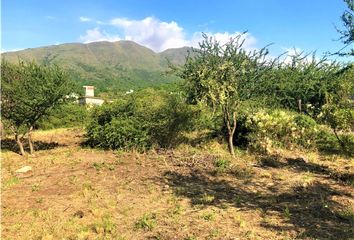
[78,86,104,106]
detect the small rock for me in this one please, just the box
[15,166,32,173]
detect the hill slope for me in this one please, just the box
[2,41,191,94]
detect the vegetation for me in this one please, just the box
[1,60,74,155]
[335,0,354,56]
[173,33,272,157]
[2,41,188,95]
[2,129,353,239]
[1,18,353,239]
[35,103,89,130]
[86,88,197,151]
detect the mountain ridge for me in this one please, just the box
[2,41,192,94]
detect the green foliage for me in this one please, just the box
[35,103,88,130]
[1,60,74,154]
[259,54,348,116]
[245,109,320,153]
[1,60,74,129]
[175,33,272,156]
[86,88,196,151]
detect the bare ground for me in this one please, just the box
[1,128,353,240]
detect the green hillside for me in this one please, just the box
[2,41,191,94]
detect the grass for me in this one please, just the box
[1,128,354,240]
[3,176,20,189]
[135,213,157,231]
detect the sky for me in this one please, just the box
[2,0,353,60]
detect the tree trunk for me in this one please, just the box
[228,133,235,158]
[298,99,302,113]
[15,133,26,156]
[28,126,34,154]
[223,106,237,158]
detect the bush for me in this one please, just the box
[85,88,196,151]
[245,109,320,153]
[35,103,88,130]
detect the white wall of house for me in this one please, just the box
[79,97,104,106]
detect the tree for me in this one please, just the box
[335,0,354,56]
[175,33,271,157]
[260,53,344,115]
[1,60,74,155]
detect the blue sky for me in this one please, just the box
[2,0,352,59]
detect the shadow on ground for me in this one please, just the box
[157,159,354,239]
[258,155,354,185]
[1,138,66,154]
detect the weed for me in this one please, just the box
[82,181,93,190]
[93,162,104,171]
[107,164,115,171]
[201,211,215,221]
[92,214,116,235]
[92,162,115,171]
[31,183,40,192]
[135,213,157,231]
[208,229,220,238]
[3,176,20,189]
[169,203,183,217]
[198,193,215,204]
[234,213,246,228]
[36,198,43,204]
[233,195,242,205]
[214,158,231,173]
[68,175,78,185]
[284,206,291,219]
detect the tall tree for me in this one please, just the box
[175,33,271,157]
[1,60,74,155]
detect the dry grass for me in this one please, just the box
[1,128,353,239]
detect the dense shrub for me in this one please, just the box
[35,103,89,130]
[85,89,196,151]
[245,109,320,153]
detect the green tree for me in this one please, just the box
[260,53,343,115]
[335,0,354,56]
[175,33,271,157]
[1,60,74,155]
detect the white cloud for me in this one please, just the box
[109,17,188,52]
[1,48,24,53]
[79,16,258,52]
[80,16,92,22]
[79,27,121,43]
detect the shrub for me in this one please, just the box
[245,109,320,153]
[35,103,88,130]
[85,88,196,151]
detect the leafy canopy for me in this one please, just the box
[1,60,74,132]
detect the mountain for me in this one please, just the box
[2,41,192,94]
